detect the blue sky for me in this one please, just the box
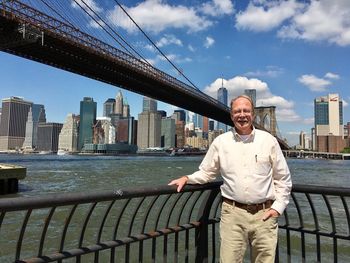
[1,0,350,146]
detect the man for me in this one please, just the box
[169,95,292,262]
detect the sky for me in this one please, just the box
[1,0,350,146]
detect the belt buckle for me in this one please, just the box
[246,204,258,214]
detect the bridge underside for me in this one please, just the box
[0,14,289,149]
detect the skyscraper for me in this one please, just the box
[217,81,228,131]
[314,93,344,152]
[244,89,256,107]
[161,118,175,148]
[103,98,115,117]
[23,104,46,149]
[36,123,63,152]
[58,113,79,152]
[114,90,123,115]
[143,97,157,112]
[137,97,161,149]
[78,97,97,150]
[0,97,32,150]
[122,99,130,118]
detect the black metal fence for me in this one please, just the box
[0,182,349,262]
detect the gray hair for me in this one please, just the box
[230,95,255,115]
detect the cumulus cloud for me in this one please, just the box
[324,72,340,79]
[72,0,103,13]
[156,34,183,48]
[298,74,332,92]
[204,36,215,48]
[236,0,303,32]
[200,0,234,16]
[244,66,284,78]
[343,99,348,107]
[277,0,350,46]
[188,44,195,52]
[107,0,213,33]
[157,53,192,64]
[203,76,300,122]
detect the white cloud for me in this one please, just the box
[107,0,213,33]
[277,0,350,46]
[298,74,332,92]
[157,54,192,64]
[245,66,284,78]
[203,75,300,123]
[200,0,234,16]
[343,99,348,107]
[72,0,103,13]
[188,44,195,52]
[303,117,314,125]
[204,36,215,48]
[324,72,340,79]
[156,34,183,48]
[235,0,303,32]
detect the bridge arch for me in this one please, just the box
[254,106,277,136]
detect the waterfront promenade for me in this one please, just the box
[0,155,350,262]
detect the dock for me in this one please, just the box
[0,163,26,194]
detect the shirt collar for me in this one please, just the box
[232,126,255,142]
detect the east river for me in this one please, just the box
[1,154,350,197]
[1,154,350,262]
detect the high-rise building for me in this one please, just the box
[0,97,32,150]
[202,116,209,133]
[114,90,123,115]
[161,118,175,148]
[122,100,130,118]
[36,122,63,152]
[244,89,256,107]
[175,121,185,148]
[217,82,228,131]
[23,104,46,149]
[58,113,79,152]
[314,93,345,152]
[173,110,186,122]
[103,98,115,117]
[209,120,214,131]
[299,131,306,149]
[78,97,97,150]
[143,97,157,112]
[137,111,161,149]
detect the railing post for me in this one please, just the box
[195,187,220,263]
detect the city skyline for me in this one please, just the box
[1,0,350,146]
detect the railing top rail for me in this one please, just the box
[1,182,350,212]
[0,181,223,212]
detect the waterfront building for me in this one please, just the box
[208,130,224,146]
[0,96,32,150]
[23,104,46,150]
[185,136,208,149]
[217,83,227,132]
[161,118,175,149]
[36,122,63,152]
[122,100,130,118]
[202,116,209,133]
[299,131,306,149]
[244,89,257,107]
[103,98,115,117]
[175,121,185,148]
[58,113,79,152]
[78,97,97,150]
[314,93,345,152]
[193,113,203,129]
[137,111,161,149]
[114,90,123,116]
[158,110,167,118]
[209,120,214,131]
[172,110,186,122]
[143,97,157,112]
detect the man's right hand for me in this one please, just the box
[168,176,189,192]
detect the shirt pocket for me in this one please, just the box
[254,155,271,175]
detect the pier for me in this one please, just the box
[284,150,350,160]
[0,163,26,194]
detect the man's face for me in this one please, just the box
[230,97,254,135]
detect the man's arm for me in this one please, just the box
[168,176,188,192]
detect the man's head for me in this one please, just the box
[230,95,255,135]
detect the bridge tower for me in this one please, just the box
[254,106,277,136]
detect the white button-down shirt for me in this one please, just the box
[187,127,292,214]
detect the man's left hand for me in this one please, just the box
[262,208,280,221]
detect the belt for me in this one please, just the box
[222,197,273,214]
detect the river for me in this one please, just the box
[1,154,350,197]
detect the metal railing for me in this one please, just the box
[0,183,349,262]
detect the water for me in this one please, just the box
[0,154,349,197]
[1,154,350,262]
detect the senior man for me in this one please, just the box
[169,95,292,263]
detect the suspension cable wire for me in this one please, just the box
[113,0,200,90]
[78,0,152,65]
[39,0,76,28]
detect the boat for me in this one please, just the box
[57,149,69,155]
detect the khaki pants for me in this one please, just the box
[220,201,278,263]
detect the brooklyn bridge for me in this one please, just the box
[0,0,288,149]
